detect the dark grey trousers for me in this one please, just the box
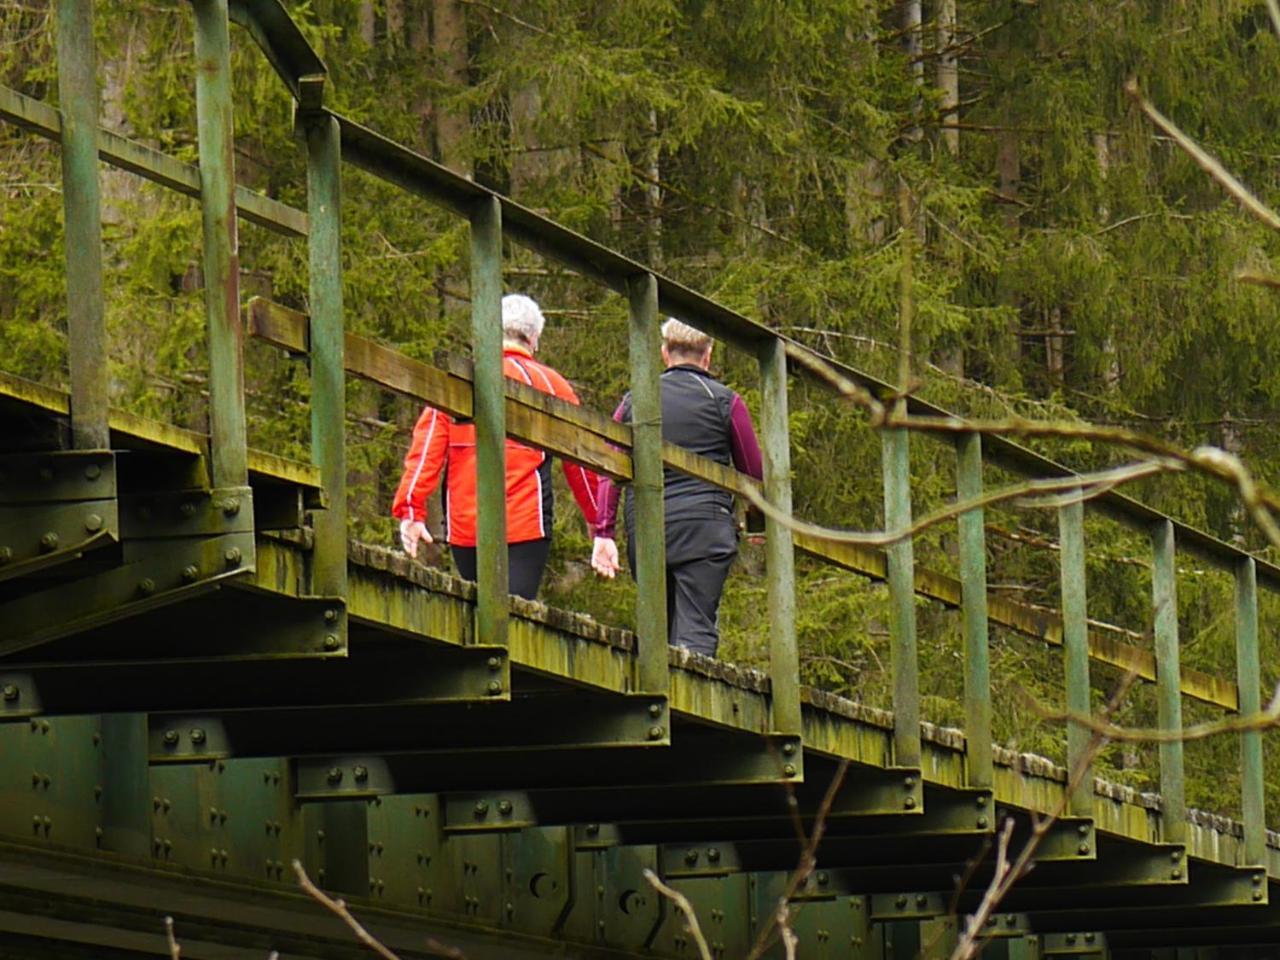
[629,514,738,657]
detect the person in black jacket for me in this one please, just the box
[590,318,763,657]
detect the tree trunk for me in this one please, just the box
[358,0,375,45]
[644,107,662,264]
[936,0,959,156]
[432,0,470,175]
[386,0,404,45]
[1094,131,1121,390]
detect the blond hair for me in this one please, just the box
[661,317,712,359]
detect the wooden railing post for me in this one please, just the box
[191,0,247,488]
[627,273,668,695]
[469,195,507,647]
[1235,557,1265,864]
[956,433,993,789]
[55,0,109,450]
[305,112,347,605]
[760,339,800,736]
[1058,496,1092,817]
[882,425,920,767]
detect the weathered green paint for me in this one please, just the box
[305,113,346,603]
[626,273,667,695]
[1152,519,1185,844]
[97,714,151,858]
[469,195,507,647]
[759,338,800,736]
[1057,496,1091,818]
[1236,556,1265,865]
[54,0,109,451]
[192,0,248,488]
[882,427,920,767]
[956,432,992,790]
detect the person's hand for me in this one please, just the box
[591,536,620,579]
[400,519,432,558]
[746,532,766,547]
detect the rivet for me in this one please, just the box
[816,870,827,885]
[224,547,241,566]
[323,634,340,651]
[181,564,199,583]
[1005,914,1016,927]
[585,823,599,835]
[179,502,197,518]
[2,684,19,702]
[708,847,721,863]
[498,799,513,815]
[138,578,156,597]
[916,895,928,908]
[326,767,342,784]
[1254,890,1265,901]
[39,532,58,552]
[1255,874,1266,885]
[163,729,179,746]
[487,656,501,670]
[1084,933,1096,944]
[39,720,49,733]
[1077,843,1090,855]
[189,728,206,745]
[648,702,662,718]
[324,608,339,623]
[685,849,699,866]
[1077,823,1089,836]
[85,464,101,481]
[975,795,987,807]
[783,763,797,777]
[648,725,665,740]
[1066,935,1077,945]
[976,816,988,828]
[222,498,240,516]
[487,680,502,695]
[895,895,908,909]
[353,765,369,782]
[84,514,103,533]
[782,741,797,756]
[904,796,916,809]
[1171,849,1183,862]
[0,547,11,564]
[474,800,489,817]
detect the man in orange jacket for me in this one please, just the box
[392,294,601,599]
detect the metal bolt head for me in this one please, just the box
[975,794,987,807]
[895,895,908,909]
[648,725,665,740]
[179,502,197,518]
[323,634,340,651]
[816,870,827,885]
[2,684,18,703]
[224,547,242,566]
[903,775,916,788]
[474,800,489,817]
[684,849,699,866]
[904,796,916,809]
[189,728,206,745]
[324,608,339,623]
[976,816,989,829]
[221,498,240,516]
[85,464,101,481]
[138,578,156,597]
[1084,933,1096,944]
[39,531,58,551]
[487,680,502,695]
[162,729,179,746]
[782,741,797,756]
[326,767,342,784]
[708,848,721,863]
[1077,842,1090,855]
[916,895,928,908]
[1077,823,1089,836]
[1171,868,1182,879]
[84,514,103,533]
[353,765,368,782]
[648,702,662,718]
[487,655,502,670]
[181,564,199,583]
[497,799,513,815]
[585,823,599,836]
[783,763,797,777]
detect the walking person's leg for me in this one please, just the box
[507,537,552,600]
[667,552,736,657]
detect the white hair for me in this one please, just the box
[502,294,545,345]
[661,317,712,356]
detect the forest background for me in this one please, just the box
[4,0,1280,820]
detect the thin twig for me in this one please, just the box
[643,869,713,960]
[1022,681,1280,742]
[1236,269,1280,290]
[1126,78,1280,232]
[777,901,799,960]
[292,860,404,960]
[164,917,181,960]
[1267,0,1280,42]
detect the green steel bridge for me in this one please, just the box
[1,3,1279,957]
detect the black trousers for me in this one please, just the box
[628,514,738,657]
[451,538,552,601]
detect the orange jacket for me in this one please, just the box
[392,346,600,546]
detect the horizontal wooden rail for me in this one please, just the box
[245,297,1238,711]
[0,84,307,238]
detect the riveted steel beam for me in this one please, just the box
[4,642,506,718]
[145,693,676,762]
[1041,932,1107,957]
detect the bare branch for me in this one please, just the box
[1125,78,1280,232]
[164,917,181,960]
[1236,269,1280,290]
[1267,0,1280,42]
[777,901,799,960]
[1024,682,1280,742]
[292,860,404,960]
[743,459,1174,549]
[643,869,713,960]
